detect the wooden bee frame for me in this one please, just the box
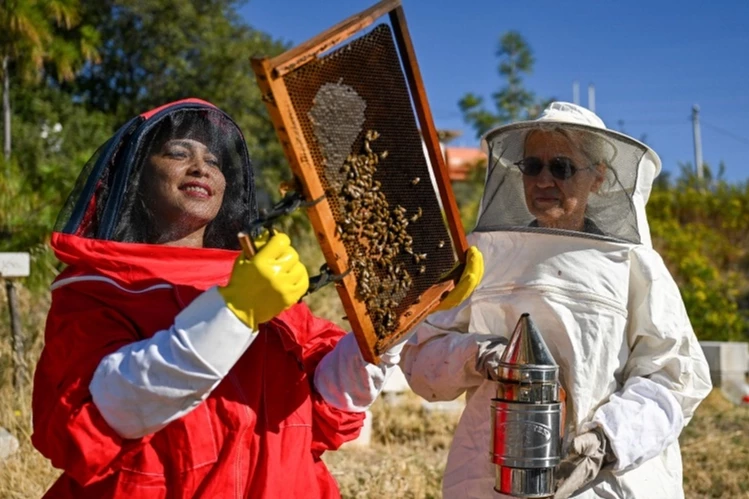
[250,0,468,364]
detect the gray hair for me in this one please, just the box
[524,125,612,163]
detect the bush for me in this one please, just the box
[647,167,749,341]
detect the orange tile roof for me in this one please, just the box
[444,146,485,181]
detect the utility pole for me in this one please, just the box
[588,84,596,113]
[692,104,703,180]
[572,81,580,105]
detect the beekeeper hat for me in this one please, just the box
[475,102,662,246]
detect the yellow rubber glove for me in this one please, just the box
[218,232,309,329]
[435,246,484,311]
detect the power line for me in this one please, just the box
[701,120,749,146]
[620,120,686,126]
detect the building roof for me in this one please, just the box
[444,146,485,181]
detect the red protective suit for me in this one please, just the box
[32,232,364,498]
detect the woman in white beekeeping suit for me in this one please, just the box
[400,102,712,498]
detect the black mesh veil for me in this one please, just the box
[54,100,257,250]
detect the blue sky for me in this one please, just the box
[240,0,749,183]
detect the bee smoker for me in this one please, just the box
[491,313,563,498]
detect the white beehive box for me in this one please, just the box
[699,341,749,388]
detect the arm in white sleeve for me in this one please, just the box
[398,299,490,401]
[401,325,488,401]
[313,332,403,412]
[89,286,256,439]
[582,247,712,472]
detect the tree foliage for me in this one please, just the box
[0,0,99,83]
[0,83,114,289]
[71,0,289,197]
[648,164,749,341]
[1,0,292,290]
[458,31,550,138]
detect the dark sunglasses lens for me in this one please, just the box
[519,157,544,176]
[549,157,577,180]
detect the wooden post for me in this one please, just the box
[5,280,24,390]
[1,253,30,391]
[692,104,703,180]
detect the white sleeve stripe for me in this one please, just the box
[51,274,173,293]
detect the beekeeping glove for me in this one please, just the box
[554,427,615,499]
[435,246,484,311]
[474,336,509,381]
[218,231,309,329]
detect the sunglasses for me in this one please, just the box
[514,156,592,180]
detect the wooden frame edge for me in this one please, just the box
[271,0,402,78]
[389,6,469,261]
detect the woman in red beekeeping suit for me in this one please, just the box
[31,98,483,498]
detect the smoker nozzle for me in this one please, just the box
[496,312,558,386]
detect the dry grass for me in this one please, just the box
[323,389,749,499]
[1,282,748,498]
[0,285,59,499]
[323,393,460,499]
[680,390,749,497]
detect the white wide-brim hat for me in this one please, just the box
[480,101,662,178]
[475,102,663,247]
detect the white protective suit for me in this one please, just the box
[400,102,712,499]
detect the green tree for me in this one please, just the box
[0,1,98,386]
[0,0,98,161]
[72,0,290,200]
[453,31,551,231]
[458,31,550,138]
[0,83,113,288]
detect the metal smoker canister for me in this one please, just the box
[491,313,563,498]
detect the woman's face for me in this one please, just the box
[143,138,226,246]
[521,130,604,231]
